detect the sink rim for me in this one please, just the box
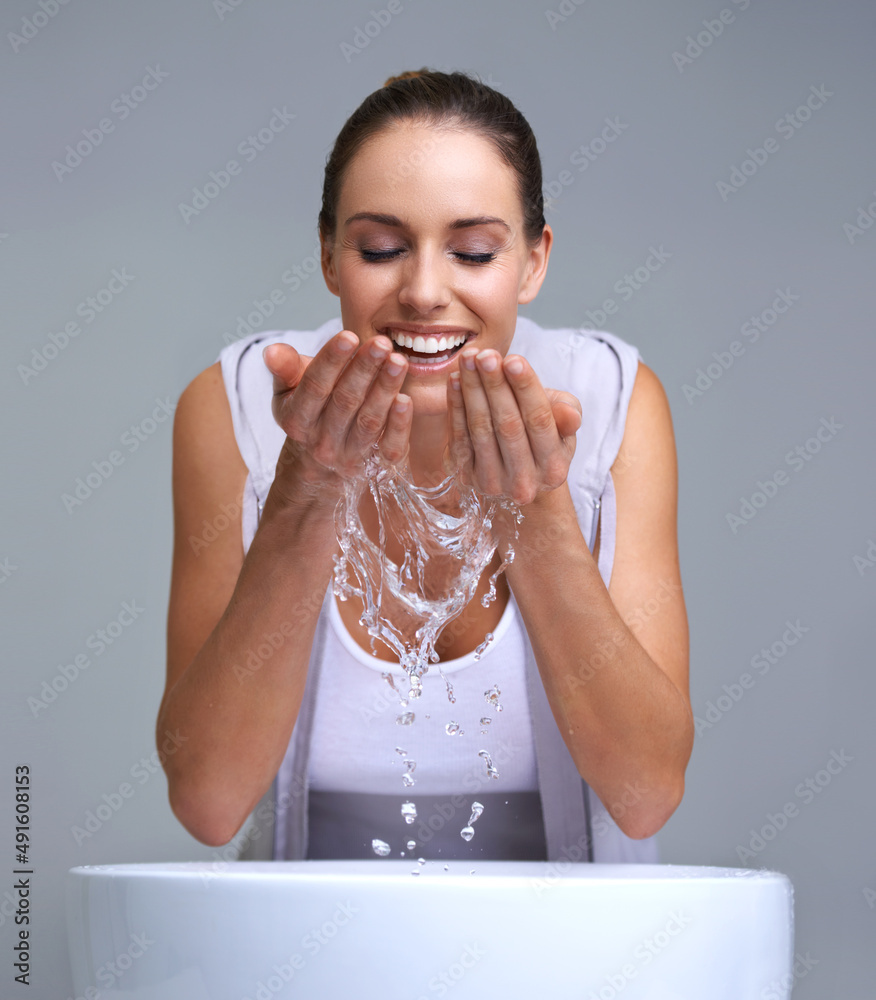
[67,860,792,885]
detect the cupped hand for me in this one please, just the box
[445,348,581,505]
[262,330,412,496]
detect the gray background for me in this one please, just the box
[2,0,874,997]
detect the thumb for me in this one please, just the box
[263,343,312,398]
[547,389,582,439]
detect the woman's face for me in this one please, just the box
[321,122,552,416]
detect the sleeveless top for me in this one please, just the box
[308,576,545,861]
[218,315,659,864]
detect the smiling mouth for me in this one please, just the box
[387,330,472,365]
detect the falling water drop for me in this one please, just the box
[402,759,416,787]
[484,685,503,712]
[445,722,462,736]
[372,839,391,857]
[407,840,417,851]
[478,750,499,779]
[396,712,415,726]
[401,802,417,825]
[474,633,494,660]
[460,826,475,842]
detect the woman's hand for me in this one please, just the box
[445,348,581,506]
[262,331,411,503]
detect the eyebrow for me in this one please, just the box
[344,212,511,233]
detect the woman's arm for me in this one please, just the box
[450,351,692,839]
[506,362,692,839]
[158,362,340,846]
[158,333,411,846]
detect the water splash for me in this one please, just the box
[333,453,520,693]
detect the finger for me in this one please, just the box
[345,351,409,455]
[502,355,567,466]
[320,335,394,440]
[446,371,475,475]
[277,330,359,430]
[377,393,413,466]
[473,349,537,478]
[547,389,583,439]
[457,348,505,495]
[263,343,308,394]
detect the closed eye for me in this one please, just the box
[359,249,497,264]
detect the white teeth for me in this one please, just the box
[388,330,468,353]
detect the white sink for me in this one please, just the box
[67,861,793,999]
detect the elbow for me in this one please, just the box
[611,774,686,841]
[163,750,252,847]
[167,780,249,848]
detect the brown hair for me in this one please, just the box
[318,68,546,248]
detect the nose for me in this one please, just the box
[396,249,453,313]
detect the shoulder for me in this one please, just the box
[173,361,248,508]
[613,361,676,482]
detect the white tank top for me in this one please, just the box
[307,591,538,796]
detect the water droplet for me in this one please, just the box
[405,759,417,774]
[401,802,417,825]
[460,826,475,841]
[402,773,415,788]
[445,722,462,736]
[372,839,391,857]
[480,717,491,726]
[418,858,426,865]
[478,750,499,779]
[474,633,494,660]
[407,840,416,851]
[395,747,408,756]
[411,870,421,876]
[469,801,484,824]
[396,712,415,726]
[484,685,503,712]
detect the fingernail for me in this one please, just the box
[385,355,404,376]
[449,372,461,391]
[337,333,356,353]
[461,350,477,371]
[505,357,524,376]
[476,350,498,372]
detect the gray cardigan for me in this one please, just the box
[218,316,658,864]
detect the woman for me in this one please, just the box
[158,69,693,863]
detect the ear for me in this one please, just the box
[321,232,340,298]
[517,224,553,305]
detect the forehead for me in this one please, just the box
[338,122,522,222]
